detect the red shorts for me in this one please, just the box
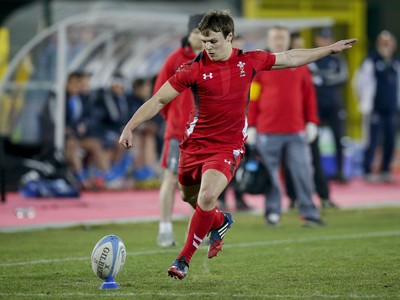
[178,146,245,187]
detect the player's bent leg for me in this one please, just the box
[168,171,228,279]
[178,183,200,209]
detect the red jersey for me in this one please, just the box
[248,66,319,133]
[168,48,276,153]
[153,41,196,141]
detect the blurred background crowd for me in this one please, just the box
[0,0,399,197]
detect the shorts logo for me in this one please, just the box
[237,61,246,77]
[224,159,232,165]
[203,73,213,80]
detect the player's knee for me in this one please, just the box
[198,188,218,208]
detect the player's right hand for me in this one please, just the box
[119,128,134,150]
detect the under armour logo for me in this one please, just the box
[203,73,213,80]
[224,159,232,165]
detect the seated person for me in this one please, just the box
[129,77,163,181]
[64,71,111,189]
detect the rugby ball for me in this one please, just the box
[91,234,126,279]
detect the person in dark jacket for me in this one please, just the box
[64,72,110,188]
[314,28,349,183]
[354,30,399,183]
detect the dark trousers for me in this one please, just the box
[284,136,330,202]
[363,112,397,174]
[319,108,345,175]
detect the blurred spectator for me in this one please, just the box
[90,74,138,187]
[80,72,97,104]
[314,28,349,183]
[248,26,323,227]
[354,30,399,183]
[284,33,337,209]
[64,72,111,189]
[95,74,132,161]
[129,77,161,181]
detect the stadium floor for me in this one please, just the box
[1,175,399,232]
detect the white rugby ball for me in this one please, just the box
[91,234,126,279]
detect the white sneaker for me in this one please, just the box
[266,213,280,226]
[364,173,381,183]
[157,232,177,247]
[381,172,395,183]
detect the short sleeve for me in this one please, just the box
[168,62,199,93]
[247,50,276,72]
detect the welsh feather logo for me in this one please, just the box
[203,73,213,80]
[237,61,246,77]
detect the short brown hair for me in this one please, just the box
[198,9,234,38]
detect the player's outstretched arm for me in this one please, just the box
[119,81,179,149]
[272,38,357,69]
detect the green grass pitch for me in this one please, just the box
[1,207,400,299]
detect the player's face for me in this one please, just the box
[267,29,290,53]
[201,30,233,61]
[188,29,203,52]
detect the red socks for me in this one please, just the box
[178,205,225,263]
[212,208,225,230]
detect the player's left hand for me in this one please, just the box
[119,127,134,150]
[329,38,358,54]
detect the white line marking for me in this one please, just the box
[222,230,400,249]
[0,292,384,298]
[2,203,400,233]
[3,230,400,267]
[0,215,191,233]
